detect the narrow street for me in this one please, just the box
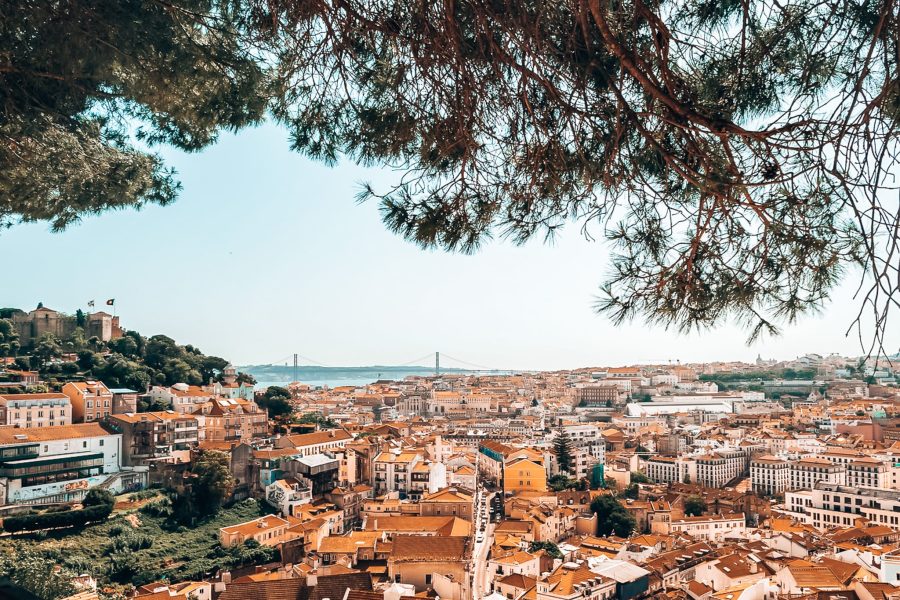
[472,520,496,599]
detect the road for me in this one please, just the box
[473,521,496,599]
[471,489,496,599]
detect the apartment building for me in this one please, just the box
[789,457,847,490]
[409,460,447,499]
[696,451,746,488]
[504,457,548,493]
[785,483,900,530]
[846,458,890,490]
[274,429,353,456]
[194,398,267,442]
[107,411,199,466]
[62,380,113,422]
[478,440,513,487]
[750,456,790,495]
[578,385,624,407]
[419,487,474,520]
[0,393,72,428]
[669,513,747,541]
[428,391,493,415]
[148,384,214,414]
[0,423,139,504]
[373,450,421,496]
[645,456,696,484]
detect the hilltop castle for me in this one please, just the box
[10,305,123,348]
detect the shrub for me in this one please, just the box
[2,502,113,533]
[83,489,115,507]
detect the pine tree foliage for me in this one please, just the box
[554,429,574,475]
[4,0,900,348]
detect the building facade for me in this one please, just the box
[0,423,138,504]
[62,380,114,423]
[0,393,72,428]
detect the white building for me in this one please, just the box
[148,384,214,414]
[373,450,422,496]
[645,456,696,484]
[789,458,846,491]
[670,513,746,541]
[0,423,143,504]
[846,458,890,490]
[696,451,746,488]
[750,456,790,495]
[265,476,312,516]
[785,483,900,530]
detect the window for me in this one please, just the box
[83,441,88,448]
[99,440,104,446]
[86,400,93,408]
[425,575,432,585]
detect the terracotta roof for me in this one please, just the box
[220,515,288,537]
[308,573,373,600]
[785,561,844,589]
[0,422,111,444]
[687,580,713,597]
[493,551,537,565]
[545,563,611,596]
[421,488,473,503]
[318,532,382,554]
[0,393,68,402]
[283,430,352,447]
[364,516,469,537]
[218,572,372,600]
[390,535,469,562]
[497,573,537,590]
[110,411,194,423]
[217,579,309,600]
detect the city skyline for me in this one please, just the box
[4,123,896,371]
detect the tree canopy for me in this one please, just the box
[189,450,236,517]
[5,0,900,347]
[257,386,294,419]
[684,495,707,517]
[13,320,246,391]
[0,319,19,358]
[590,494,637,537]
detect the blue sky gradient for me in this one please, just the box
[2,123,893,370]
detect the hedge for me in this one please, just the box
[2,502,113,533]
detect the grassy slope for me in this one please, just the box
[0,498,272,588]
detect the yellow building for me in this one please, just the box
[504,457,547,493]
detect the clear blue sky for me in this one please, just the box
[3,123,894,370]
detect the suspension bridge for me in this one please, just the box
[255,351,506,381]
